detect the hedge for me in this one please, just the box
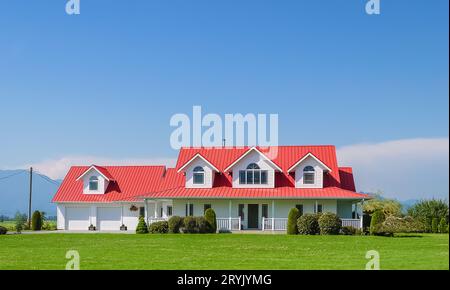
[318,212,341,235]
[149,221,169,234]
[0,226,7,235]
[136,216,149,234]
[438,218,448,233]
[287,208,300,235]
[168,216,184,233]
[297,213,319,235]
[431,218,439,233]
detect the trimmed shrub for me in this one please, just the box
[204,208,217,233]
[183,216,197,233]
[42,221,57,231]
[196,217,208,233]
[318,212,341,235]
[431,218,439,233]
[149,221,169,234]
[136,216,149,234]
[341,226,357,235]
[287,208,300,235]
[438,218,448,233]
[297,214,319,235]
[379,216,425,236]
[0,226,7,235]
[31,211,42,231]
[168,216,184,233]
[369,210,385,236]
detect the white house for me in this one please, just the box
[52,146,369,231]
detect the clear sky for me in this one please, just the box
[0,0,448,200]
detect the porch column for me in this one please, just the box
[144,199,148,224]
[154,201,158,218]
[315,200,318,213]
[271,200,275,231]
[228,200,232,230]
[360,199,365,229]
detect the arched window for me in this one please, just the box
[89,176,99,190]
[193,166,205,184]
[303,166,315,184]
[239,163,268,185]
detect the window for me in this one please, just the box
[193,166,205,184]
[139,207,145,217]
[238,204,245,220]
[185,204,194,216]
[160,207,163,217]
[89,176,98,190]
[295,204,304,216]
[167,206,173,216]
[204,204,211,213]
[316,204,323,213]
[262,204,269,218]
[239,163,269,185]
[303,166,315,184]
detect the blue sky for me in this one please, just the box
[0,0,448,199]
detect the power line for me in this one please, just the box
[33,171,61,186]
[0,170,27,181]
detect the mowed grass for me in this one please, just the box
[0,233,448,270]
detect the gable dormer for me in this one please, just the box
[177,153,219,188]
[287,153,332,188]
[76,165,114,194]
[224,147,282,188]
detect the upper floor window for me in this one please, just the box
[303,166,315,184]
[239,163,268,185]
[193,166,205,184]
[89,176,99,190]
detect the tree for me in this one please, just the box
[407,199,449,223]
[287,208,300,235]
[14,211,27,233]
[136,216,149,234]
[431,218,439,233]
[204,208,217,233]
[438,218,448,234]
[370,209,386,236]
[363,193,403,216]
[31,211,42,231]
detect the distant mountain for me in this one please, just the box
[0,170,60,217]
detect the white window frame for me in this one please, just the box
[192,166,205,185]
[303,166,315,185]
[89,176,99,191]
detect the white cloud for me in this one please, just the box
[337,138,449,200]
[20,156,177,180]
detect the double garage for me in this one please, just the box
[65,207,122,231]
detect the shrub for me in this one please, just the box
[297,214,319,235]
[14,212,27,233]
[341,226,357,235]
[168,216,184,233]
[136,216,148,234]
[204,208,217,233]
[369,210,385,236]
[0,226,7,235]
[318,212,341,235]
[42,221,57,231]
[431,218,439,233]
[31,211,42,231]
[287,208,300,235]
[183,216,197,233]
[438,218,448,233]
[196,217,209,233]
[149,221,169,234]
[378,216,425,236]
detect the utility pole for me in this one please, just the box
[28,167,33,228]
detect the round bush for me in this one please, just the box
[297,213,319,235]
[183,216,197,233]
[135,216,149,234]
[287,208,300,235]
[31,210,42,231]
[318,212,341,235]
[0,226,7,235]
[204,208,217,233]
[168,216,184,233]
[149,221,169,234]
[369,209,385,236]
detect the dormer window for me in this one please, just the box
[89,176,99,190]
[303,166,315,184]
[193,166,205,184]
[239,163,268,185]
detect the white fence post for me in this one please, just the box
[272,218,274,231]
[262,217,265,231]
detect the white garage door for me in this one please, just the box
[66,207,90,230]
[97,207,121,231]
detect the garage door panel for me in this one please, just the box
[97,207,121,231]
[66,207,90,230]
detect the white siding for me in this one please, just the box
[294,156,325,188]
[231,150,275,188]
[82,169,109,194]
[184,158,215,188]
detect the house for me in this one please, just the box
[52,146,369,231]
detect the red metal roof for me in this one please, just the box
[52,146,366,202]
[52,166,166,203]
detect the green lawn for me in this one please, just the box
[0,233,448,270]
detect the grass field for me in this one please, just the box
[0,233,448,270]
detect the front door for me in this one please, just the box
[247,204,259,229]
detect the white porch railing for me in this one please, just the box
[261,217,362,231]
[216,217,241,231]
[262,217,288,231]
[341,218,361,229]
[147,217,168,225]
